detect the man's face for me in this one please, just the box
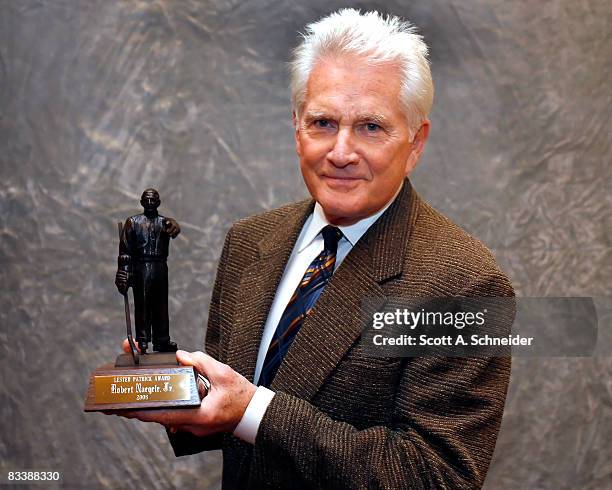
[295,56,429,225]
[141,191,160,211]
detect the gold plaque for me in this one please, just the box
[94,373,191,404]
[84,363,201,412]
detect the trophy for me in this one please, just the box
[84,189,205,412]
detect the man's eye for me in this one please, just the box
[314,119,331,128]
[365,123,381,132]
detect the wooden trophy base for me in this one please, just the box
[84,353,202,412]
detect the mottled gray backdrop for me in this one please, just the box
[1,1,610,488]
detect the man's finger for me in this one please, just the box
[169,423,210,437]
[117,408,200,426]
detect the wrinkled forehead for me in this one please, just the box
[304,56,403,112]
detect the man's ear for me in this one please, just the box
[293,110,302,157]
[404,119,430,176]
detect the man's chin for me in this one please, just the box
[318,199,366,226]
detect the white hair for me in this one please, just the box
[290,8,434,131]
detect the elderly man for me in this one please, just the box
[118,9,513,489]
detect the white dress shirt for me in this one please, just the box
[233,190,400,444]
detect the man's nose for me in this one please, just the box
[327,127,359,167]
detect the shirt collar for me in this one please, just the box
[297,183,403,253]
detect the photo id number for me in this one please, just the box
[5,470,61,483]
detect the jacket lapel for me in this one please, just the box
[226,199,315,382]
[271,180,419,401]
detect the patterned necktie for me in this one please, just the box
[259,225,343,388]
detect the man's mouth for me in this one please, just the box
[322,175,363,189]
[323,175,362,181]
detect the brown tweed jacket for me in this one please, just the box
[169,180,513,489]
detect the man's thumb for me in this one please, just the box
[176,349,196,367]
[177,350,226,380]
[176,350,212,374]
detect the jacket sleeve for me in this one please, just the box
[253,273,514,489]
[167,227,234,457]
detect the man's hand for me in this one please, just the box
[115,270,130,295]
[112,346,257,437]
[164,218,181,238]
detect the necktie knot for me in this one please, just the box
[321,225,343,254]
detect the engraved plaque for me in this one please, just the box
[94,373,191,404]
[84,364,201,412]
